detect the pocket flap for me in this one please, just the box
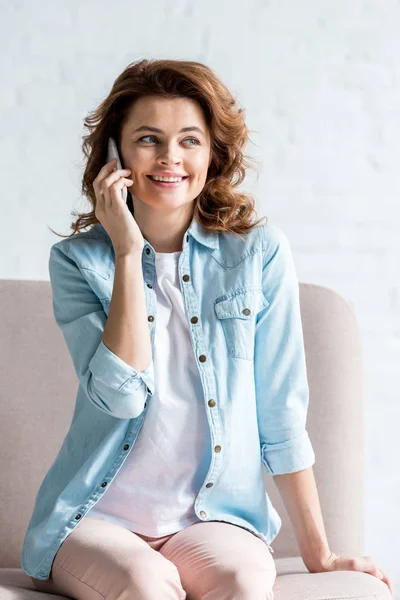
[214,288,269,320]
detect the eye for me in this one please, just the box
[138,135,200,146]
[138,135,157,143]
[185,138,201,146]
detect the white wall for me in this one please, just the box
[1,0,399,590]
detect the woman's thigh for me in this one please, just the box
[158,520,277,600]
[30,517,186,600]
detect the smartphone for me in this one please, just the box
[107,137,128,202]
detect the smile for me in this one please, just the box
[146,175,189,188]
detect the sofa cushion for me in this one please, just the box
[0,558,392,600]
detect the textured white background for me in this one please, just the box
[1,0,399,590]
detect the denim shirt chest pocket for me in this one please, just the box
[214,286,269,361]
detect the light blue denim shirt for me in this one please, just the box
[21,215,315,581]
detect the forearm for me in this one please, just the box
[273,466,331,572]
[103,253,152,373]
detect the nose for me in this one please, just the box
[157,143,184,166]
[159,157,183,168]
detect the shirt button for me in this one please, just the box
[101,481,107,488]
[199,355,207,362]
[242,308,251,316]
[206,482,213,488]
[123,444,130,451]
[183,274,190,282]
[148,315,154,322]
[146,283,153,288]
[75,514,82,520]
[190,316,198,324]
[200,511,207,518]
[208,399,216,407]
[214,445,221,453]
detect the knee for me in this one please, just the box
[224,566,275,599]
[118,554,185,600]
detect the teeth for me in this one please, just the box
[150,175,185,182]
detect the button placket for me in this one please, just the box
[180,258,222,516]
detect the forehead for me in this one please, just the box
[124,96,209,134]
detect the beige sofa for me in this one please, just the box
[0,279,392,599]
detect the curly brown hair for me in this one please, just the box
[49,58,268,241]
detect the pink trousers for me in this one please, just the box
[31,516,276,599]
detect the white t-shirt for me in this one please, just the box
[86,250,212,536]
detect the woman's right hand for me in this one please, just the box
[93,158,144,256]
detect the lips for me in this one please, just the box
[147,175,189,180]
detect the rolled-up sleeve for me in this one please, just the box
[49,243,155,419]
[255,224,315,475]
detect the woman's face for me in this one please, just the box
[120,95,212,212]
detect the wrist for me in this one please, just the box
[115,249,143,261]
[301,546,333,573]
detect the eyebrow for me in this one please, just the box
[132,125,206,136]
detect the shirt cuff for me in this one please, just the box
[88,339,154,396]
[261,430,315,475]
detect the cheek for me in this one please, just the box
[128,147,152,165]
[191,159,210,179]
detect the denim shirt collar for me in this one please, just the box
[94,213,219,252]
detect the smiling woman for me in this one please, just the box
[25,59,296,600]
[48,58,268,244]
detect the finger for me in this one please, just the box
[93,158,118,186]
[106,177,133,202]
[355,559,394,598]
[362,556,383,576]
[369,565,394,597]
[102,171,132,196]
[379,571,394,597]
[94,160,130,188]
[104,168,132,185]
[100,174,133,202]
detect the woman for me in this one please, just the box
[21,58,393,600]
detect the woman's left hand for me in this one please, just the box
[318,551,395,599]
